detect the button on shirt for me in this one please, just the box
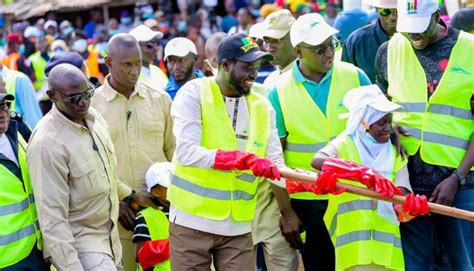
[170,79,287,237]
[27,106,132,270]
[267,60,371,137]
[342,19,390,83]
[91,76,175,193]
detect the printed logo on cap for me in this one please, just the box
[240,37,258,52]
[310,20,320,29]
[407,0,418,14]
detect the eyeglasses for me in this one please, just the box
[299,39,340,56]
[378,8,397,17]
[55,83,95,105]
[0,101,12,112]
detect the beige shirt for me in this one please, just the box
[91,76,175,193]
[27,106,131,271]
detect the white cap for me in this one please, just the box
[363,0,397,8]
[290,13,339,47]
[343,85,401,115]
[44,20,58,30]
[343,85,401,134]
[248,23,265,40]
[129,24,163,42]
[164,37,198,60]
[261,9,295,39]
[145,162,173,192]
[397,0,439,33]
[24,26,40,38]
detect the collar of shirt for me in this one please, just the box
[102,74,148,102]
[292,60,333,85]
[165,69,205,92]
[51,104,96,133]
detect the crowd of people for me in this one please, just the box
[1,0,473,270]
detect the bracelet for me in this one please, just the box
[123,190,136,206]
[454,169,467,186]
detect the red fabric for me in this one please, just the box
[213,150,280,180]
[137,239,170,270]
[6,33,22,43]
[321,157,401,198]
[285,169,345,195]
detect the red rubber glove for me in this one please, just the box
[213,150,280,180]
[285,169,345,195]
[321,157,401,198]
[394,193,430,222]
[137,239,170,270]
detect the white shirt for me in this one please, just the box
[263,61,295,90]
[0,133,18,166]
[170,78,286,236]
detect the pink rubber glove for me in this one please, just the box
[394,193,430,222]
[286,169,345,195]
[137,239,170,270]
[213,150,280,180]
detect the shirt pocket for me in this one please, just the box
[140,120,165,152]
[69,159,109,202]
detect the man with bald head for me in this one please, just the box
[91,33,175,271]
[27,64,153,270]
[204,32,229,76]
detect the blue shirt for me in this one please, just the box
[342,19,389,83]
[267,60,371,137]
[2,67,42,128]
[164,70,205,100]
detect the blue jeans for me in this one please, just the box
[400,188,474,271]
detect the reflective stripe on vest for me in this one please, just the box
[138,207,171,271]
[169,77,270,221]
[323,134,406,270]
[388,32,474,169]
[0,134,42,268]
[277,62,361,200]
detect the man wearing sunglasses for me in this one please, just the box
[27,64,155,270]
[267,13,371,271]
[129,24,169,92]
[375,0,474,270]
[342,0,397,83]
[0,92,49,271]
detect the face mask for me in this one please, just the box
[108,29,120,36]
[204,59,218,76]
[177,21,187,32]
[62,26,74,37]
[72,39,88,53]
[19,44,25,55]
[120,17,132,25]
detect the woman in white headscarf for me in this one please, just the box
[311,85,428,271]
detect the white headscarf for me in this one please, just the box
[342,85,401,224]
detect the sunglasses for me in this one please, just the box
[55,83,95,105]
[142,41,158,49]
[0,101,12,112]
[378,8,397,17]
[300,39,340,56]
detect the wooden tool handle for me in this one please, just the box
[279,168,474,222]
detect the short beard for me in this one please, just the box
[176,67,195,85]
[228,70,249,96]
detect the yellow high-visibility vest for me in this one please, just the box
[138,207,170,271]
[3,68,18,112]
[0,134,43,268]
[169,77,270,221]
[387,32,474,169]
[277,62,361,200]
[324,134,406,271]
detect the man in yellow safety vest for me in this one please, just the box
[375,0,474,269]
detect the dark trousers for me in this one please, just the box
[291,199,335,271]
[3,244,49,271]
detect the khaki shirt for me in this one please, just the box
[27,106,131,270]
[91,76,175,193]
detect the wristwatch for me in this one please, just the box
[454,169,467,186]
[123,190,136,206]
